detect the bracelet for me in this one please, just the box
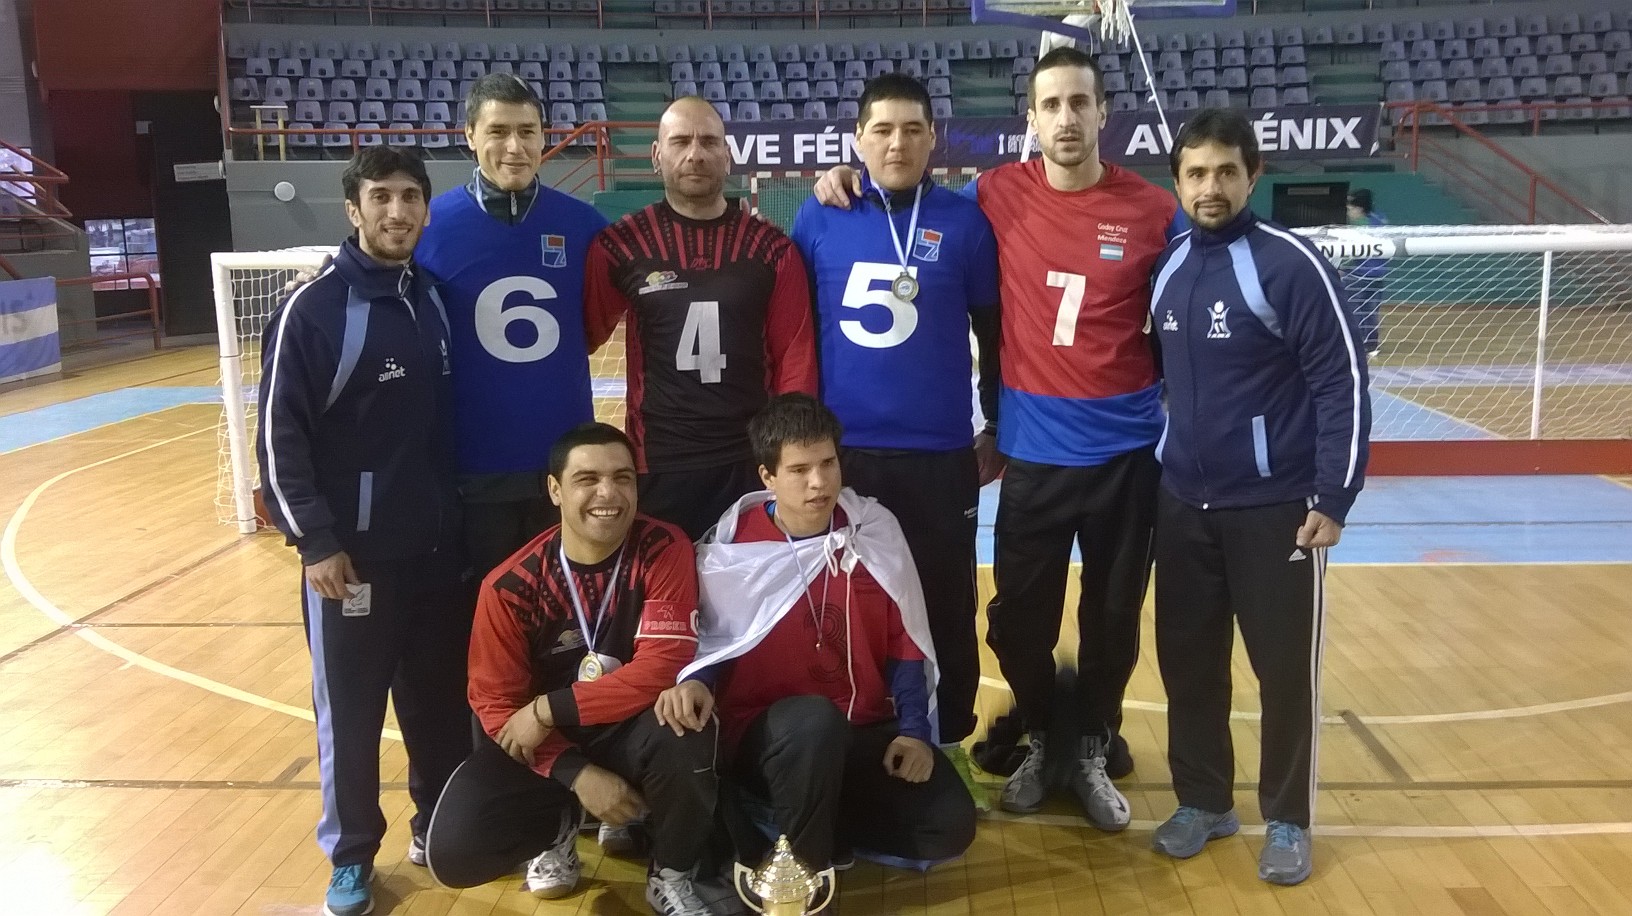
[531,697,547,728]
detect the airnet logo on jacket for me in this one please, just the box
[377,358,407,382]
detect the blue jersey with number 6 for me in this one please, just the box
[791,175,1001,452]
[417,181,608,475]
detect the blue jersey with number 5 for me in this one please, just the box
[418,182,608,475]
[791,176,1000,452]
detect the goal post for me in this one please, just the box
[211,247,336,534]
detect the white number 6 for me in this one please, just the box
[474,276,562,363]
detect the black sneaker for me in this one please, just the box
[1106,732,1135,780]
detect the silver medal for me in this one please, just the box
[891,272,919,302]
[578,653,603,682]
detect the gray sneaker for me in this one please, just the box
[1000,734,1048,814]
[646,866,712,916]
[1067,736,1130,832]
[1152,806,1240,859]
[1258,821,1313,885]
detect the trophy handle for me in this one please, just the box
[807,866,838,913]
[733,862,766,915]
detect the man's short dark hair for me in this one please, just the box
[750,394,844,473]
[548,422,636,480]
[1028,46,1106,108]
[1169,107,1262,178]
[341,146,432,205]
[857,73,934,127]
[465,73,545,129]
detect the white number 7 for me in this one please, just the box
[676,300,728,383]
[1048,271,1086,347]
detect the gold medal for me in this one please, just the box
[578,653,603,682]
[891,272,919,302]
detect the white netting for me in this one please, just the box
[1303,224,1632,441]
[211,248,335,531]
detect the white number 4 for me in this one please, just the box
[677,300,728,383]
[1048,271,1086,347]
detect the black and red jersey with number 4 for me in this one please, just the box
[586,199,818,473]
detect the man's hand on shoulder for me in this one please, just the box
[883,735,935,784]
[654,679,714,737]
[571,763,647,826]
[281,254,334,298]
[813,166,863,209]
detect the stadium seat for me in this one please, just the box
[1187,48,1213,70]
[552,44,576,63]
[1220,68,1246,89]
[580,45,603,64]
[427,79,455,101]
[1544,54,1574,76]
[1163,33,1187,52]
[812,60,837,81]
[1571,34,1599,54]
[1585,11,1614,34]
[886,41,912,61]
[1248,46,1274,67]
[578,82,603,101]
[1173,88,1199,110]
[1450,78,1482,101]
[777,43,801,64]
[870,59,894,78]
[785,80,809,100]
[308,59,336,83]
[1457,19,1485,40]
[358,99,388,123]
[930,97,953,118]
[546,81,572,100]
[1607,31,1632,53]
[398,59,426,81]
[928,59,950,78]
[666,44,691,63]
[1336,23,1363,46]
[1193,31,1216,50]
[1249,66,1276,87]
[1596,95,1631,120]
[1281,66,1309,85]
[1204,88,1230,107]
[1521,14,1548,37]
[1447,59,1476,80]
[927,76,951,97]
[1517,76,1549,99]
[245,57,273,78]
[671,61,695,82]
[721,44,746,64]
[968,39,991,60]
[768,102,795,120]
[636,44,660,63]
[1098,52,1122,72]
[1479,57,1510,78]
[263,77,293,104]
[836,100,859,120]
[460,61,486,80]
[1190,69,1216,89]
[699,80,725,101]
[1281,85,1311,105]
[734,100,761,121]
[673,78,699,98]
[831,43,855,62]
[1381,59,1412,83]
[1250,86,1277,107]
[327,100,357,122]
[813,80,838,100]
[371,59,398,80]
[1412,60,1443,81]
[1280,46,1306,66]
[1511,56,1540,78]
[1617,50,1632,73]
[726,81,753,102]
[1587,72,1619,97]
[899,60,923,79]
[1440,39,1467,61]
[759,80,784,101]
[294,77,325,100]
[1536,34,1565,57]
[1111,92,1137,112]
[1384,81,1414,103]
[1160,70,1187,90]
[276,58,305,79]
[1554,75,1585,98]
[1366,24,1394,44]
[1409,40,1437,62]
[1483,76,1516,101]
[428,59,456,81]
[841,79,865,99]
[941,40,963,61]
[230,78,260,102]
[842,60,866,80]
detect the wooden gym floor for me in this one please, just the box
[2,346,1632,915]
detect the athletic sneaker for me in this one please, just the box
[599,821,640,857]
[646,865,712,916]
[1106,732,1135,780]
[941,744,992,812]
[525,833,582,899]
[406,834,426,867]
[1258,821,1313,886]
[1068,736,1130,831]
[1151,806,1240,859]
[1000,734,1048,814]
[322,863,373,916]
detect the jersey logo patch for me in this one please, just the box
[637,270,688,295]
[541,234,567,268]
[1207,301,1232,339]
[1161,310,1178,332]
[912,227,943,262]
[1099,242,1125,261]
[377,358,407,382]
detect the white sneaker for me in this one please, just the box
[406,834,426,867]
[525,833,582,899]
[1000,734,1048,814]
[646,866,711,916]
[1068,736,1131,832]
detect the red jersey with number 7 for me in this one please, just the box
[585,200,818,473]
[970,159,1183,467]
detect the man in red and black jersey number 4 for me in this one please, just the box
[423,423,725,916]
[586,97,818,541]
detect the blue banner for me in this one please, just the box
[0,277,61,384]
[726,104,1382,171]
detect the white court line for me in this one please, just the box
[1,419,403,742]
[994,811,1632,838]
[977,676,1632,726]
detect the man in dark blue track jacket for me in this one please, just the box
[1144,109,1371,888]
[256,146,469,916]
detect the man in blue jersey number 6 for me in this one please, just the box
[416,74,610,580]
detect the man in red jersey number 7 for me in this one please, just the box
[812,46,1186,831]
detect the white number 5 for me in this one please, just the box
[676,300,728,383]
[1048,271,1086,347]
[840,262,919,349]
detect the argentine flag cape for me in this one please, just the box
[679,488,941,743]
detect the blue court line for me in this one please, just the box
[0,388,220,454]
[974,474,1632,566]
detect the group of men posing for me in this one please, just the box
[257,45,1371,916]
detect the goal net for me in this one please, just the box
[213,223,1632,529]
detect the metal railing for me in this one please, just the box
[56,272,164,350]
[1386,100,1613,226]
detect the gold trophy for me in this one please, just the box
[733,835,837,915]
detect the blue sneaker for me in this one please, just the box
[1259,821,1313,885]
[1152,806,1240,859]
[323,863,374,916]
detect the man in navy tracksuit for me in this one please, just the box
[257,147,469,916]
[1144,110,1371,887]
